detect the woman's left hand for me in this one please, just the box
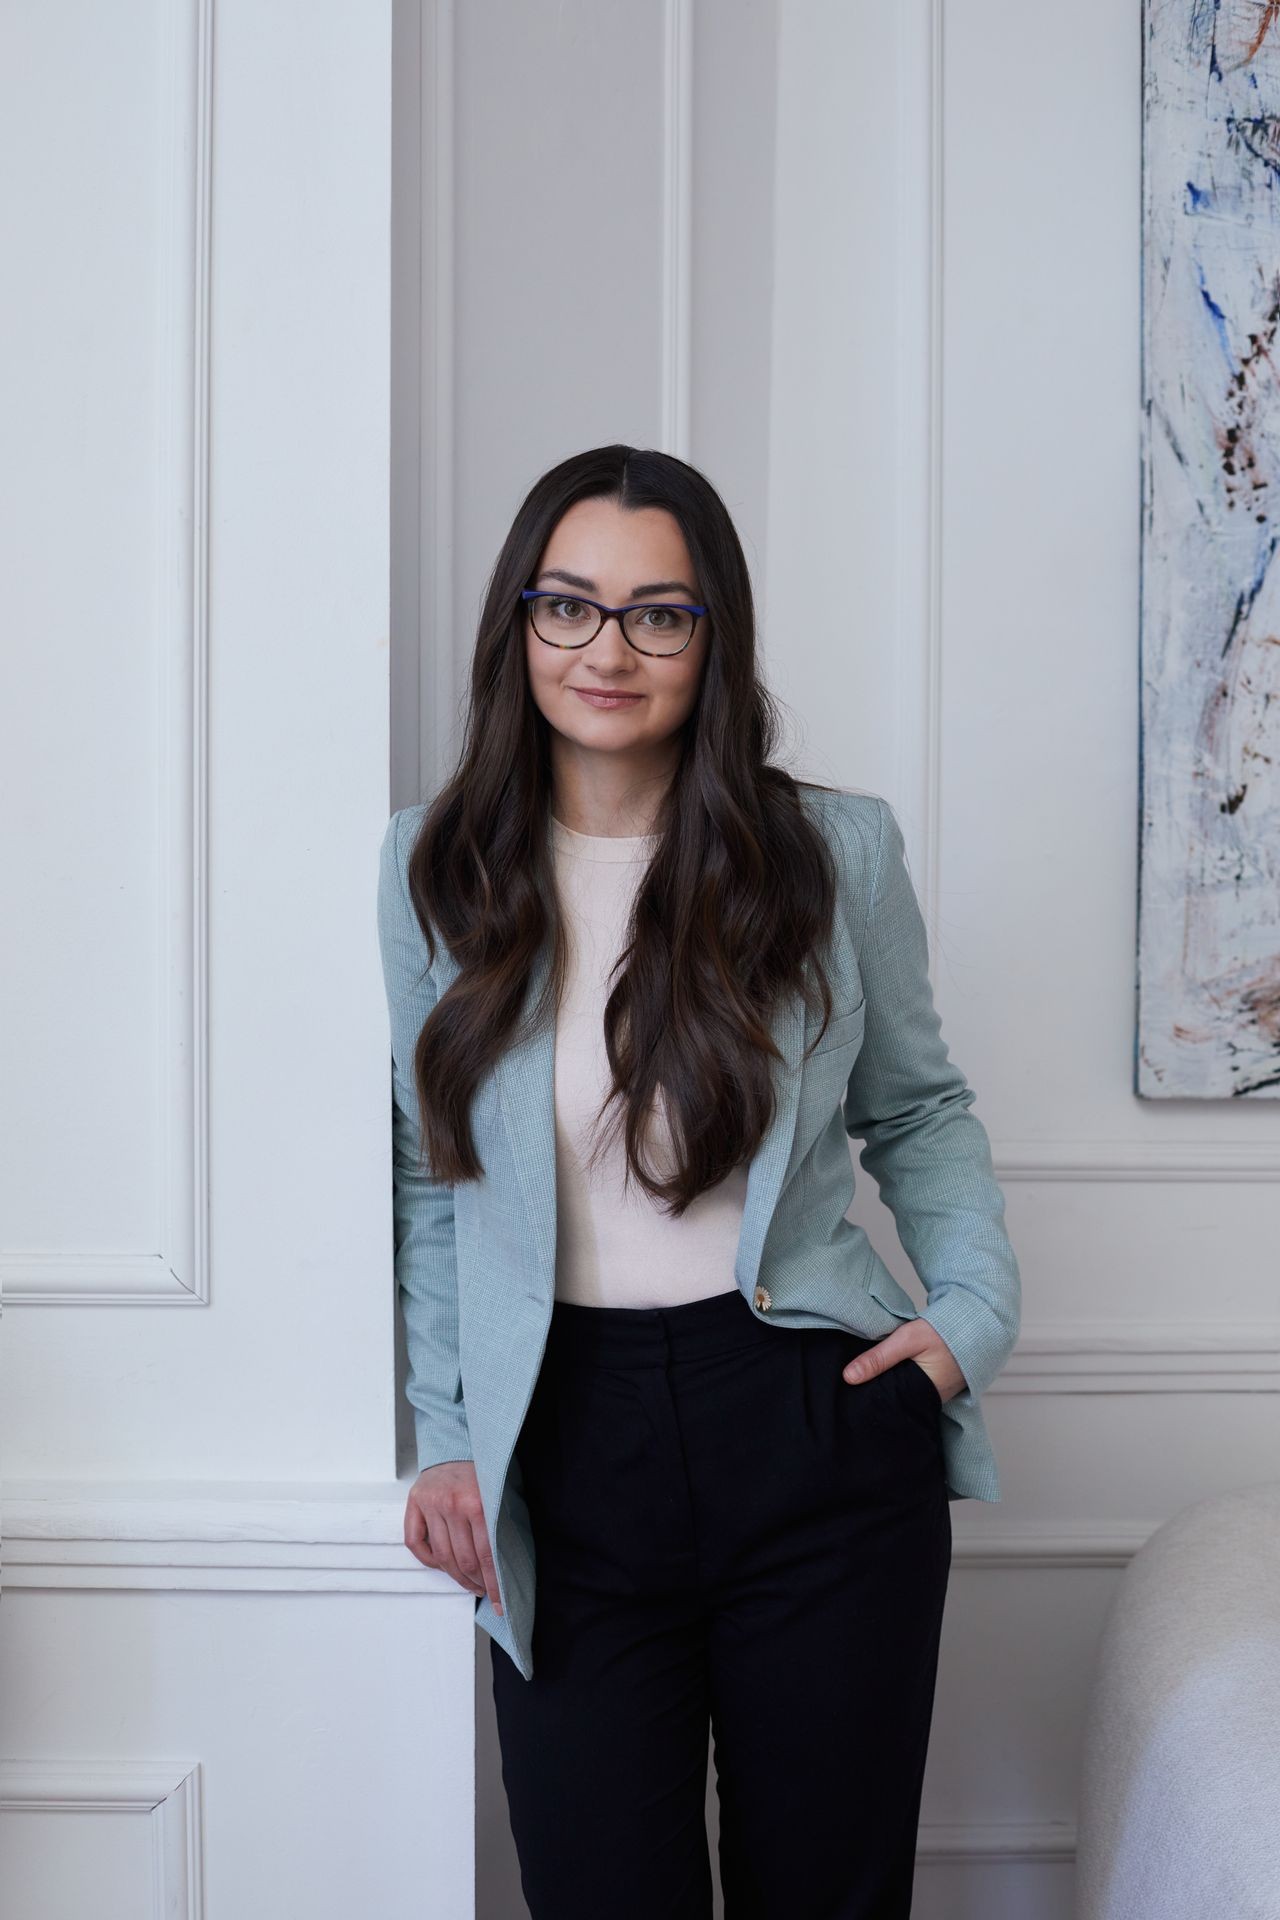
[841,1325,966,1404]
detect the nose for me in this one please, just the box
[587,611,635,667]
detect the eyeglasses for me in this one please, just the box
[521,589,708,658]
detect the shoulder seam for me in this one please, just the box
[392,807,412,920]
[868,795,889,919]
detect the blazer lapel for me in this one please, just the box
[494,938,559,1285]
[495,941,806,1306]
[735,986,805,1294]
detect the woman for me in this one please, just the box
[376,444,1020,1918]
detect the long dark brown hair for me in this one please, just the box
[406,443,849,1212]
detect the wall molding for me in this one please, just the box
[0,1754,1074,1890]
[3,1483,461,1595]
[0,1757,205,1918]
[0,1482,1178,1588]
[995,1318,1280,1388]
[917,1816,1076,1864]
[2,0,213,1309]
[891,0,945,922]
[660,0,693,459]
[990,1138,1280,1182]
[423,0,458,792]
[0,1252,203,1303]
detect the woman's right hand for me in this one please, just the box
[404,1461,503,1614]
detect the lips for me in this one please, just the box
[571,688,645,709]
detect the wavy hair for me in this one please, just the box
[405,443,848,1212]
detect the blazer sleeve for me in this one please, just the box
[841,795,1021,1398]
[376,808,474,1473]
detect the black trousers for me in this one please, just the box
[489,1284,952,1919]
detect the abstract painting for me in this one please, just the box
[1138,0,1280,1097]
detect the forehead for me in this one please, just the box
[538,497,695,589]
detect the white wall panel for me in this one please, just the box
[0,0,198,1300]
[3,0,399,1482]
[1,4,478,1915]
[0,1576,472,1920]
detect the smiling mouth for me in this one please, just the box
[571,688,645,707]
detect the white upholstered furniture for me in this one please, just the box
[1075,1482,1280,1920]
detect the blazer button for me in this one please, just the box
[754,1285,772,1312]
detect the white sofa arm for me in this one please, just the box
[1075,1482,1280,1920]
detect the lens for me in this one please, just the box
[528,595,599,645]
[622,605,694,654]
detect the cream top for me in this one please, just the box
[548,814,747,1308]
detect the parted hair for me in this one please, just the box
[405,442,848,1212]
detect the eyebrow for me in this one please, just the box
[535,568,699,600]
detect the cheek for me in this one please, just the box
[526,630,567,705]
[650,660,703,723]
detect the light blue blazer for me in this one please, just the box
[377,784,1021,1681]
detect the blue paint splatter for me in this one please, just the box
[1222,532,1279,659]
[1197,263,1234,366]
[1186,180,1211,209]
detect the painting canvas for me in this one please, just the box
[1138,0,1280,1098]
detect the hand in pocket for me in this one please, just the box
[840,1327,964,1405]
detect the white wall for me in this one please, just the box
[394,2,1280,1916]
[1,4,478,1916]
